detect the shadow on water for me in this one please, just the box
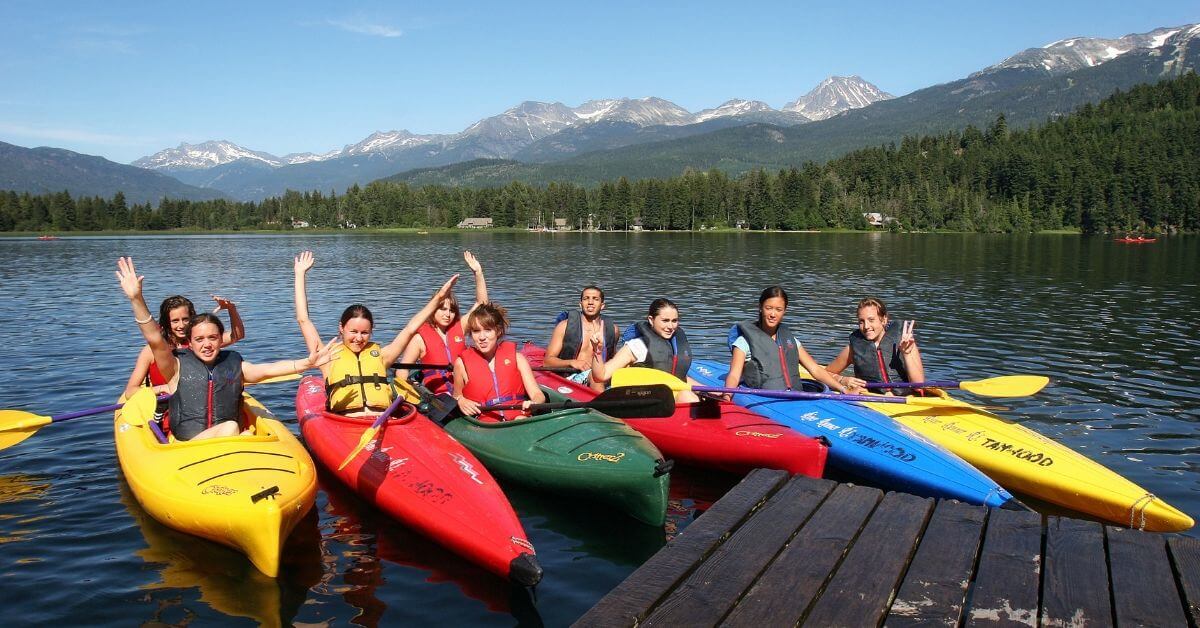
[118,480,323,628]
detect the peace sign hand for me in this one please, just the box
[899,319,917,355]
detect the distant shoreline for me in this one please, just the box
[0,227,1086,237]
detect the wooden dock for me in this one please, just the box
[575,469,1200,627]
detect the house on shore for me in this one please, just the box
[456,217,493,229]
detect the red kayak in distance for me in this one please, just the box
[295,375,542,586]
[522,344,828,478]
[1115,236,1157,243]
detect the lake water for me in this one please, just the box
[0,232,1196,626]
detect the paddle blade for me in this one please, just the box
[589,384,677,419]
[0,410,53,450]
[337,425,380,471]
[611,367,690,392]
[120,388,159,426]
[960,375,1049,397]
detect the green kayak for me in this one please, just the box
[443,405,671,526]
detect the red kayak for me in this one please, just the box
[295,375,541,585]
[1115,237,1157,243]
[522,344,828,477]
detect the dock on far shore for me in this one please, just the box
[575,469,1200,627]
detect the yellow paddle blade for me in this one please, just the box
[959,375,1049,397]
[120,388,159,426]
[611,367,691,392]
[253,372,301,385]
[337,425,380,471]
[0,410,53,450]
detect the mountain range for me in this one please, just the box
[2,24,1197,204]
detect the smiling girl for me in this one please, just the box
[588,298,701,403]
[396,251,488,394]
[826,297,924,394]
[452,302,545,421]
[121,294,244,399]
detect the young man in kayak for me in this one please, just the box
[121,294,245,399]
[396,251,489,395]
[724,286,854,396]
[453,302,546,421]
[293,250,459,416]
[116,257,338,441]
[588,298,702,403]
[542,285,621,392]
[825,297,924,394]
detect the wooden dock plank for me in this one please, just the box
[1041,517,1111,628]
[573,468,789,628]
[965,508,1042,627]
[886,499,988,627]
[802,491,934,627]
[722,483,883,628]
[1107,526,1186,626]
[1168,535,1200,626]
[640,475,835,627]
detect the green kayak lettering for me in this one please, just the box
[577,452,626,463]
[980,438,1055,467]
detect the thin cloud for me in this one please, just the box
[0,122,156,146]
[327,16,403,38]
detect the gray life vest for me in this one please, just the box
[633,320,692,378]
[734,320,801,390]
[849,322,909,385]
[558,310,619,362]
[167,350,244,441]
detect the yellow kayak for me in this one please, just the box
[114,392,317,576]
[858,388,1193,532]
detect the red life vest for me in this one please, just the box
[418,321,468,394]
[461,341,526,422]
[145,343,188,388]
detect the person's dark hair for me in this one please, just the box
[757,286,789,326]
[857,297,889,318]
[340,304,374,328]
[647,298,678,318]
[580,285,605,302]
[468,302,509,336]
[186,313,225,340]
[158,295,196,347]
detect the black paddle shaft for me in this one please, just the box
[479,384,676,419]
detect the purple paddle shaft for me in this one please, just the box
[51,394,171,423]
[863,381,956,389]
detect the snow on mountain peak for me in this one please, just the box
[984,25,1194,76]
[131,140,283,170]
[782,76,893,121]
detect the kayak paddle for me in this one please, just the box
[862,375,1048,397]
[336,392,409,471]
[392,361,580,374]
[474,384,677,419]
[611,367,972,408]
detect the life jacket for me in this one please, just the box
[166,349,244,441]
[850,322,909,390]
[326,342,393,413]
[417,321,467,394]
[730,320,801,390]
[630,320,692,378]
[461,341,526,422]
[556,310,619,362]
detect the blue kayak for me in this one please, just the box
[689,360,1017,508]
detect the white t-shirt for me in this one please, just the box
[731,335,804,358]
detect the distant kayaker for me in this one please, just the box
[116,257,338,441]
[453,302,546,421]
[542,285,621,392]
[825,297,924,394]
[724,286,852,396]
[121,293,244,399]
[396,251,489,394]
[588,298,702,403]
[293,250,459,416]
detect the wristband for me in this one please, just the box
[134,313,154,325]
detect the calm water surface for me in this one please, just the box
[0,232,1197,625]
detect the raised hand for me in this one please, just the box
[307,338,343,370]
[115,257,144,300]
[436,274,461,300]
[211,295,236,313]
[463,251,482,274]
[899,319,917,355]
[294,250,315,274]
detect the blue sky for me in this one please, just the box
[1,1,1196,163]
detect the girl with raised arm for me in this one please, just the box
[122,294,245,399]
[116,257,336,441]
[397,251,489,394]
[825,297,924,395]
[293,250,458,416]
